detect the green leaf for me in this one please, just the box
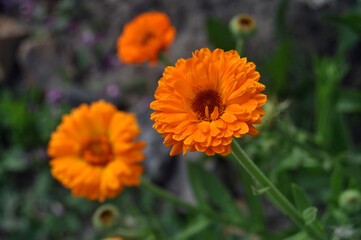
[313,56,349,151]
[292,184,311,211]
[302,207,317,225]
[187,162,209,209]
[263,40,291,94]
[187,162,245,224]
[206,18,236,51]
[329,166,343,204]
[172,216,211,240]
[2,147,27,172]
[327,13,361,34]
[337,88,361,113]
[251,186,270,196]
[284,231,309,240]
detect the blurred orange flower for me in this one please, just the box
[102,238,123,240]
[150,48,266,156]
[117,11,176,65]
[48,100,145,201]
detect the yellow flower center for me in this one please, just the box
[82,137,113,165]
[191,89,225,121]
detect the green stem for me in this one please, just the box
[236,39,244,56]
[159,52,173,66]
[140,179,245,228]
[231,157,266,232]
[230,139,324,240]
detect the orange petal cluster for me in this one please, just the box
[102,238,123,240]
[117,11,176,65]
[150,48,267,156]
[48,100,145,202]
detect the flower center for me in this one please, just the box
[191,89,225,121]
[141,32,155,44]
[99,209,114,225]
[82,137,113,165]
[238,16,253,28]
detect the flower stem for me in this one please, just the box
[235,38,245,56]
[230,139,324,240]
[230,157,266,232]
[159,52,173,66]
[140,179,246,228]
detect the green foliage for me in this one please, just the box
[263,40,292,95]
[206,18,236,51]
[327,13,361,35]
[337,89,361,113]
[187,162,246,226]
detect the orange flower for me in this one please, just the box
[150,48,267,156]
[48,100,146,201]
[102,238,123,240]
[117,11,176,65]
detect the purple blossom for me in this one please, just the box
[67,21,79,34]
[18,0,35,19]
[81,30,95,45]
[46,88,63,103]
[106,83,120,98]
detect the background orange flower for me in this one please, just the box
[48,100,146,201]
[150,48,267,156]
[117,11,176,65]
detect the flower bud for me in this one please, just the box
[229,14,257,39]
[92,204,120,230]
[339,189,361,213]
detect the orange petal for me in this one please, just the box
[221,112,237,123]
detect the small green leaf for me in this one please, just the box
[302,207,317,225]
[2,147,27,172]
[263,40,291,94]
[327,13,361,34]
[330,166,343,203]
[251,186,270,196]
[284,231,309,240]
[187,162,246,224]
[172,216,210,240]
[206,18,236,51]
[292,184,311,211]
[337,88,361,113]
[187,162,209,209]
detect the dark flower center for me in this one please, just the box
[82,137,113,165]
[238,16,252,27]
[99,209,114,225]
[141,32,155,44]
[191,89,225,121]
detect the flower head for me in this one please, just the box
[150,48,266,156]
[117,11,176,65]
[102,238,123,240]
[93,204,120,230]
[339,189,361,213]
[48,100,145,201]
[229,15,257,38]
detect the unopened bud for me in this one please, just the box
[229,14,257,39]
[92,204,120,230]
[339,189,361,213]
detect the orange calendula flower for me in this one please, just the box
[48,100,146,201]
[150,48,267,156]
[117,11,176,65]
